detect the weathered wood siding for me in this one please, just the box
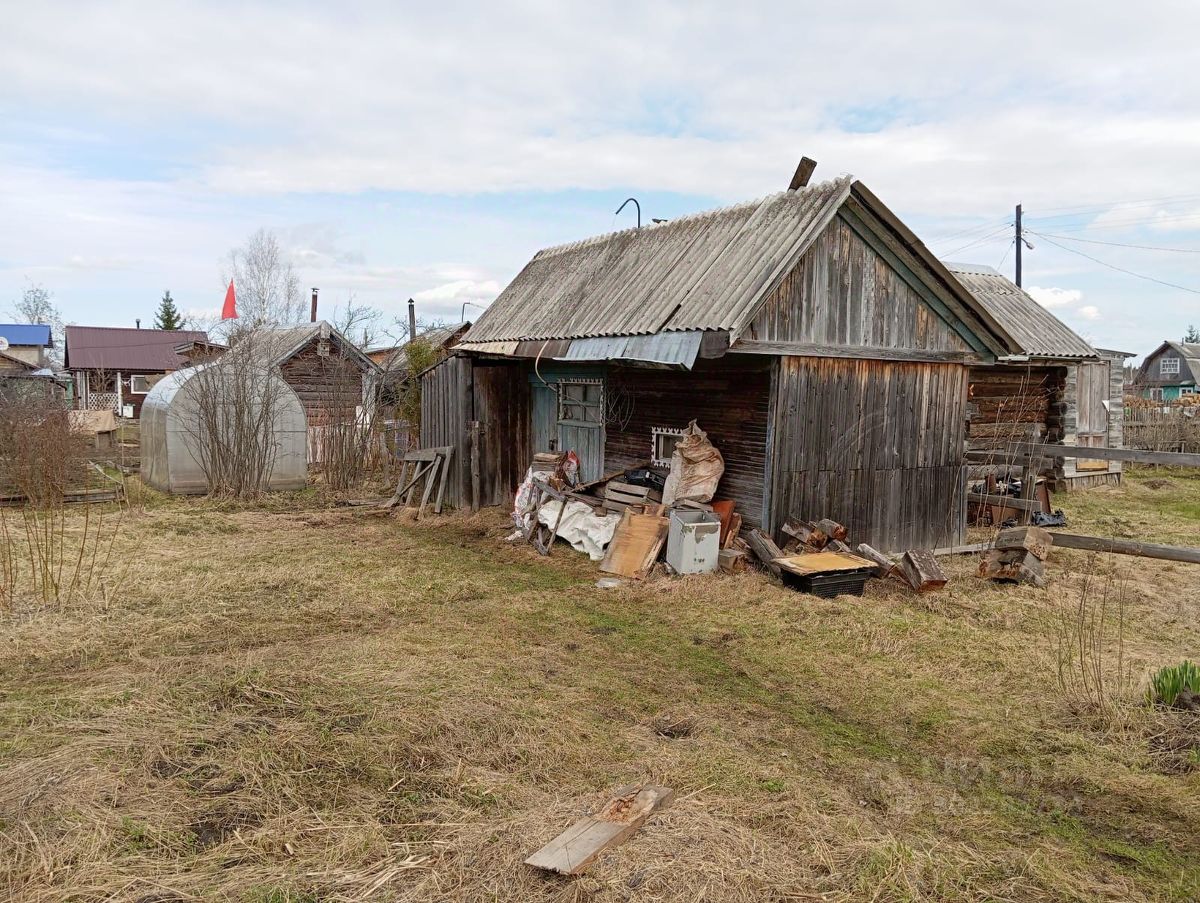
[965,364,1065,481]
[472,360,531,505]
[1061,353,1125,486]
[420,355,471,506]
[279,343,366,424]
[770,357,968,550]
[606,357,773,529]
[745,215,973,354]
[419,355,530,509]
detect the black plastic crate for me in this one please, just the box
[779,567,872,598]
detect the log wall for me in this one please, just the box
[965,364,1065,483]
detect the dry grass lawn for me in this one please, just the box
[3,468,1200,901]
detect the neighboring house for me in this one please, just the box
[265,321,381,463]
[946,263,1133,489]
[1133,342,1200,401]
[368,322,471,370]
[63,326,208,419]
[0,323,54,368]
[419,169,1041,551]
[0,347,69,405]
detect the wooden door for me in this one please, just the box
[531,384,557,453]
[556,379,605,482]
[1076,361,1110,471]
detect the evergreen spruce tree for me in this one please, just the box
[153,290,185,330]
[1185,325,1200,344]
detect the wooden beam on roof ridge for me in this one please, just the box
[788,157,817,191]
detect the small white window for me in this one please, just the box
[651,427,686,466]
[129,374,152,394]
[1182,387,1196,396]
[1160,356,1181,376]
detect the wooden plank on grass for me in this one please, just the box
[1047,533,1200,565]
[746,529,785,577]
[525,785,674,875]
[994,526,1053,561]
[599,510,669,578]
[899,550,947,592]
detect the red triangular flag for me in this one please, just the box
[221,280,238,320]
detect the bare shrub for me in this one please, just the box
[1054,558,1131,721]
[181,331,295,499]
[309,341,378,495]
[0,395,123,609]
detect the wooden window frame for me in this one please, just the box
[650,427,686,467]
[129,374,153,394]
[556,379,604,427]
[1160,356,1181,376]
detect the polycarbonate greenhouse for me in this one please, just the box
[141,364,308,494]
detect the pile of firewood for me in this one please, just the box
[977,526,1052,587]
[740,515,948,593]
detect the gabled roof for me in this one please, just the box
[0,349,38,371]
[64,326,208,370]
[1135,341,1200,386]
[943,263,1098,360]
[0,323,53,347]
[461,177,1016,359]
[370,322,471,371]
[265,321,380,373]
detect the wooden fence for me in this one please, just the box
[1124,401,1200,453]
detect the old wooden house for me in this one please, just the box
[265,321,381,462]
[421,168,1075,550]
[946,264,1132,489]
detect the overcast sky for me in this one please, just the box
[2,1,1198,357]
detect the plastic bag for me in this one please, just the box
[662,421,724,506]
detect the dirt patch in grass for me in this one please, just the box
[2,473,1200,900]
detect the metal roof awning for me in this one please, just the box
[556,331,704,369]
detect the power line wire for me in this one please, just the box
[1027,231,1200,295]
[941,225,1013,258]
[997,238,1016,271]
[1023,192,1200,218]
[1024,211,1200,233]
[1031,232,1200,254]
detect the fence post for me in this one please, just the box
[469,420,482,513]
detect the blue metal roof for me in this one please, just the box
[0,324,53,347]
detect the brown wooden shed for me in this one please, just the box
[422,171,1029,551]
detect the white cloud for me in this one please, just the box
[1026,286,1082,309]
[1076,305,1101,320]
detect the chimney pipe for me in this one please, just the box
[788,157,817,191]
[310,288,319,323]
[136,318,141,329]
[408,297,416,342]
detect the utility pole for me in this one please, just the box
[1014,203,1023,287]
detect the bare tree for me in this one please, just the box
[223,229,305,328]
[331,293,384,349]
[9,282,64,366]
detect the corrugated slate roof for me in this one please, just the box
[943,263,1097,360]
[0,323,53,347]
[64,326,209,370]
[462,177,854,343]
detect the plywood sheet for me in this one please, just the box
[773,551,874,576]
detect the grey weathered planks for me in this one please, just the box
[769,356,969,551]
[744,215,974,356]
